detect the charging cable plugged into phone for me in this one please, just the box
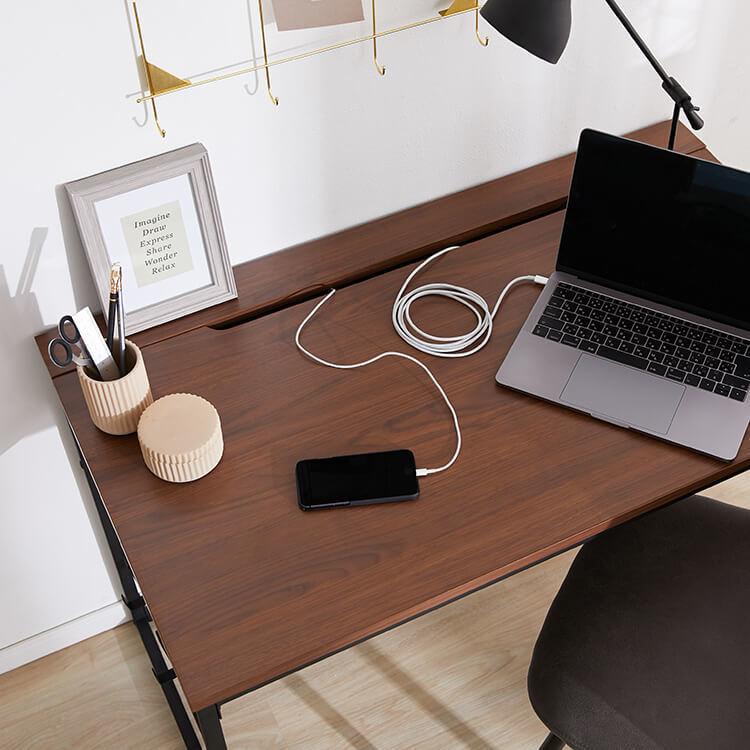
[294,244,548,509]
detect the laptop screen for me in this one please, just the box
[557,129,750,331]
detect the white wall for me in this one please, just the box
[1,0,749,672]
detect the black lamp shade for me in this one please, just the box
[480,0,572,64]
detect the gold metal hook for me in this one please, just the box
[439,0,488,46]
[132,2,190,136]
[372,0,385,75]
[150,101,166,138]
[257,0,279,105]
[475,4,489,46]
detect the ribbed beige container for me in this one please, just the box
[77,340,153,435]
[137,393,223,483]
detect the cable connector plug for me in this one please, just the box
[534,275,549,286]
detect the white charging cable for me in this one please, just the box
[295,289,460,477]
[392,245,548,357]
[294,244,548,477]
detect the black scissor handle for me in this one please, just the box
[48,337,73,368]
[58,315,80,344]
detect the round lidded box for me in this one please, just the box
[137,393,223,482]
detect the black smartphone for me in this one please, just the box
[296,449,419,510]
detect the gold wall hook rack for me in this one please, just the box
[133,2,489,135]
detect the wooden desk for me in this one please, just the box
[38,122,748,749]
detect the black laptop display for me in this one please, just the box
[558,130,750,330]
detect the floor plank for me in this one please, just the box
[1,475,746,750]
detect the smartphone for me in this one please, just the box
[296,449,419,510]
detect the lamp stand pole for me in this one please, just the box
[603,0,703,149]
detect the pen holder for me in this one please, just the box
[77,340,153,435]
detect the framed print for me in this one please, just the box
[66,143,237,335]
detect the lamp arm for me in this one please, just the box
[603,0,669,81]
[603,0,704,138]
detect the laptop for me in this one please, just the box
[496,129,750,460]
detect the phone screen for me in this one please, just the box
[296,449,419,509]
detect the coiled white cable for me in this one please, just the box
[392,245,547,357]
[295,245,547,477]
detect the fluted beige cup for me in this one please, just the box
[77,340,153,435]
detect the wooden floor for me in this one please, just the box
[1,475,747,750]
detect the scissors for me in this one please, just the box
[47,315,96,370]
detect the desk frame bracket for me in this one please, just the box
[122,593,152,623]
[72,426,205,749]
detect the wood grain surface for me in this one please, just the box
[3,480,750,748]
[52,199,750,712]
[36,121,704,379]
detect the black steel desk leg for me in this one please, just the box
[71,427,201,749]
[196,705,228,750]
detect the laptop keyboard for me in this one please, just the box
[533,282,749,403]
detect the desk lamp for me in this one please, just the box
[479,0,704,149]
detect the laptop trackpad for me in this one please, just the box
[561,354,684,435]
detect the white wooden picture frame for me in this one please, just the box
[65,144,237,335]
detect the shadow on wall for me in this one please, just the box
[243,0,261,97]
[0,229,52,458]
[55,184,100,313]
[121,0,148,129]
[0,227,122,602]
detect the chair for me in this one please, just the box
[527,494,750,750]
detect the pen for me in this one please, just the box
[116,264,126,377]
[106,264,120,355]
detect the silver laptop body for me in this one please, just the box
[496,130,750,461]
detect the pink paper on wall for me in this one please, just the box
[271,0,365,31]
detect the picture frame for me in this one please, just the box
[65,143,237,335]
